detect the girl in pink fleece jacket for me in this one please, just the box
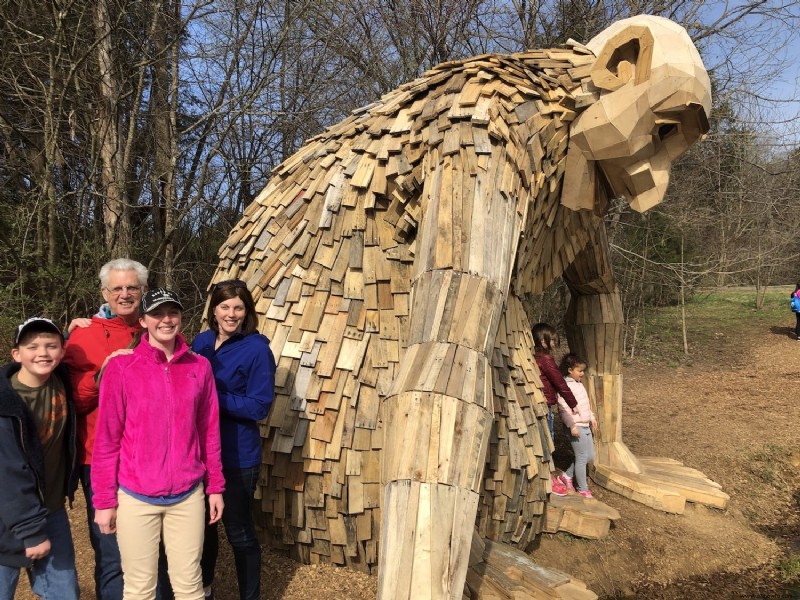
[92,289,225,599]
[556,353,597,498]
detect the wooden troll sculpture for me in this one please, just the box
[212,14,728,600]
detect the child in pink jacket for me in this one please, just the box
[92,289,225,598]
[556,353,597,498]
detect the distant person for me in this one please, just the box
[532,322,578,496]
[92,288,225,599]
[556,353,597,498]
[790,283,800,340]
[63,258,148,599]
[192,280,276,600]
[0,318,79,599]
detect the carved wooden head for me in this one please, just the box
[562,15,712,213]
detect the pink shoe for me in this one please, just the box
[579,489,593,499]
[558,474,576,493]
[550,475,567,496]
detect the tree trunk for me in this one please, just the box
[94,0,131,256]
[150,0,178,287]
[43,53,59,268]
[680,234,689,356]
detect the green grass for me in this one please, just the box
[746,444,794,490]
[778,553,800,583]
[625,287,793,368]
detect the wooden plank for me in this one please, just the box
[592,464,686,514]
[377,481,418,599]
[409,483,434,598]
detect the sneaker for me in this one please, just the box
[558,474,576,493]
[579,489,593,499]
[550,475,568,496]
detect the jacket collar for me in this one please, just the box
[96,315,141,333]
[216,331,246,349]
[0,362,71,416]
[196,328,248,353]
[137,331,191,364]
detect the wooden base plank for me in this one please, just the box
[636,458,729,509]
[591,463,686,514]
[465,538,598,600]
[542,494,620,539]
[592,455,729,512]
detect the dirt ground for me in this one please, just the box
[533,322,800,599]
[16,312,800,599]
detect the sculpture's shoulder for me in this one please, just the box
[308,43,596,145]
[249,44,598,211]
[217,43,600,289]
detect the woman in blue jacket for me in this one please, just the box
[192,280,276,600]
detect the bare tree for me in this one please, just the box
[2,0,800,332]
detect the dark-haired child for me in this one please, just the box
[0,318,79,599]
[556,353,597,498]
[532,322,578,496]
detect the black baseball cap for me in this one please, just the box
[14,317,64,346]
[140,288,184,314]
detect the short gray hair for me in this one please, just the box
[99,259,149,289]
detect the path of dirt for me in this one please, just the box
[16,318,800,599]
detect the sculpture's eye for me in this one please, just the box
[657,123,678,141]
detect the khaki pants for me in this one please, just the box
[116,485,205,600]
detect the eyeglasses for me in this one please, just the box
[214,279,247,291]
[105,285,143,295]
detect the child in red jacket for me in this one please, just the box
[533,323,577,496]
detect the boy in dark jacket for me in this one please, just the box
[0,318,79,599]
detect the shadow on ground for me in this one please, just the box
[770,325,796,339]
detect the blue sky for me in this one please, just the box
[694,2,800,151]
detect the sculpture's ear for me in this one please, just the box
[590,24,654,92]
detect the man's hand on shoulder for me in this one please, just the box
[67,318,93,334]
[101,348,134,370]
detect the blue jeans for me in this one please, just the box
[0,508,79,600]
[547,405,555,444]
[82,464,124,599]
[201,466,261,600]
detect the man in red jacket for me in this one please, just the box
[63,258,148,600]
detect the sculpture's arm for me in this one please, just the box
[562,224,730,514]
[561,225,642,473]
[379,147,523,600]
